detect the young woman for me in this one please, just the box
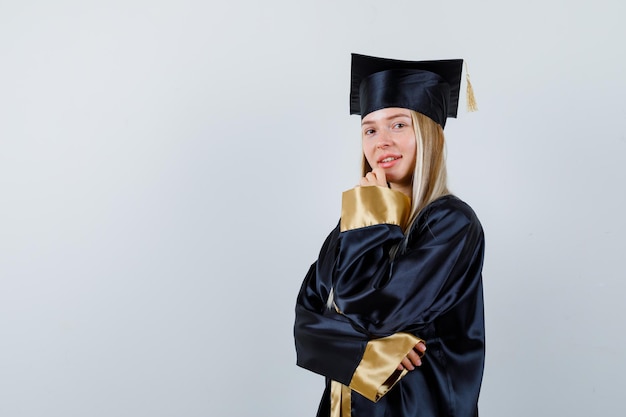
[294,53,485,417]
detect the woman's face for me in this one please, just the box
[361,107,416,192]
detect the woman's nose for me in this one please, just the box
[376,133,391,149]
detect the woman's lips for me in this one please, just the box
[378,155,402,168]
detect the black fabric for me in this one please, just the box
[294,195,485,417]
[350,53,463,127]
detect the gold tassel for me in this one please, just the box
[465,61,478,112]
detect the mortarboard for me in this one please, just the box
[350,53,470,128]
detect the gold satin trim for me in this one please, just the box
[349,333,423,402]
[340,186,411,232]
[330,380,352,417]
[342,384,351,416]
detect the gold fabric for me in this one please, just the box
[340,186,411,232]
[341,384,351,416]
[331,187,419,413]
[330,380,352,417]
[330,381,341,417]
[349,333,424,402]
[329,333,424,416]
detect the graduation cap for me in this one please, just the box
[350,53,475,128]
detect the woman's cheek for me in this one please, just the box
[363,144,375,164]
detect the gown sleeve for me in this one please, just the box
[294,185,484,405]
[333,186,484,337]
[294,223,423,402]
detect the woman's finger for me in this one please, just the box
[414,341,427,357]
[360,172,378,187]
[371,168,387,186]
[406,350,422,367]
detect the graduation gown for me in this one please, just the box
[294,186,485,417]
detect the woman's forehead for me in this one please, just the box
[361,107,412,124]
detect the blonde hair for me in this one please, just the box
[361,110,449,235]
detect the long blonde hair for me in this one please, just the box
[361,110,449,235]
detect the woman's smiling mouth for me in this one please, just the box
[378,155,402,167]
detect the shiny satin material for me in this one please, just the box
[350,333,420,401]
[295,194,485,417]
[349,54,464,127]
[360,69,450,127]
[330,381,352,417]
[342,384,351,417]
[341,186,411,232]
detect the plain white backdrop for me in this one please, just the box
[1,1,625,416]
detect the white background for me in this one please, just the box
[1,1,625,416]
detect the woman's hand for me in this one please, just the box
[359,167,388,188]
[397,341,426,371]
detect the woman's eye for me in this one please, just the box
[394,123,406,129]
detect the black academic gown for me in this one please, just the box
[294,187,485,417]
